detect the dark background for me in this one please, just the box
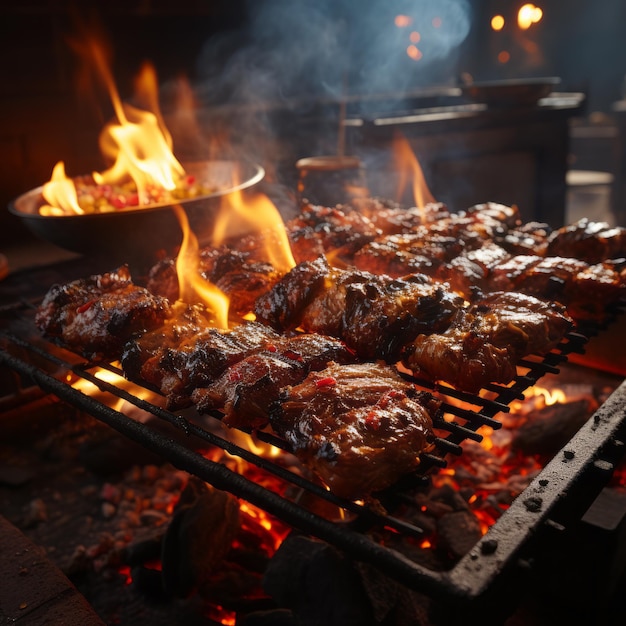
[0,0,625,247]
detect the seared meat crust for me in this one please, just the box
[488,255,626,321]
[255,256,464,361]
[286,204,380,265]
[192,334,356,429]
[127,321,282,409]
[35,265,171,359]
[545,218,626,263]
[402,291,573,392]
[271,362,439,500]
[146,246,280,317]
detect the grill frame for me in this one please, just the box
[2,297,626,606]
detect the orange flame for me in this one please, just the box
[93,59,186,198]
[172,204,230,328]
[213,188,296,275]
[41,162,85,215]
[392,134,436,211]
[42,41,187,214]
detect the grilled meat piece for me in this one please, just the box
[270,361,439,500]
[355,199,450,235]
[121,302,214,384]
[353,230,461,278]
[436,241,513,299]
[35,265,171,359]
[337,273,463,361]
[286,204,380,265]
[403,291,573,392]
[146,246,280,317]
[352,210,508,283]
[544,218,626,263]
[488,255,626,321]
[463,202,521,230]
[192,334,355,429]
[255,256,463,361]
[254,256,330,331]
[498,221,551,255]
[123,321,282,409]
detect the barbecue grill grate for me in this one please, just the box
[2,297,626,606]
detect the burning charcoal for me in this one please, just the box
[120,534,164,567]
[161,477,240,598]
[356,562,433,626]
[263,533,375,626]
[239,608,298,626]
[78,431,165,475]
[512,398,596,457]
[436,510,483,560]
[131,564,171,602]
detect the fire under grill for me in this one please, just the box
[2,294,626,617]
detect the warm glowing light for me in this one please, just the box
[432,17,442,28]
[406,45,423,61]
[498,50,511,64]
[491,15,505,31]
[41,162,85,215]
[226,429,283,461]
[511,386,568,413]
[410,31,421,43]
[392,134,436,211]
[213,189,296,275]
[420,539,432,549]
[173,204,230,328]
[395,15,412,27]
[239,502,286,551]
[41,41,189,215]
[70,365,159,413]
[479,426,494,452]
[94,60,186,200]
[518,4,543,30]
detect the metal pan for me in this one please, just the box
[9,160,265,268]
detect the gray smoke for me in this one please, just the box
[193,0,472,104]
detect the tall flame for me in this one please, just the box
[213,188,296,275]
[42,41,186,213]
[41,162,84,215]
[392,133,436,211]
[92,54,186,199]
[173,204,230,329]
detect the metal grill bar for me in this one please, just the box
[2,299,626,605]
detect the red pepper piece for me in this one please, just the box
[315,376,337,388]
